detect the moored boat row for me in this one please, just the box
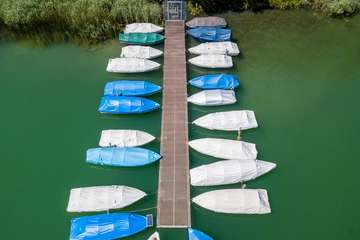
[68,21,166,240]
[186,16,277,229]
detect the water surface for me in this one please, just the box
[0,10,360,240]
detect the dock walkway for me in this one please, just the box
[157,21,190,228]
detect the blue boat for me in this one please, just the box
[104,80,162,96]
[188,228,214,240]
[86,147,161,167]
[70,213,153,240]
[187,27,231,42]
[98,96,160,114]
[189,74,239,90]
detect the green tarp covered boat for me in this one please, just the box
[119,33,164,45]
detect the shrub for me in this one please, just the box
[269,0,306,9]
[312,0,360,15]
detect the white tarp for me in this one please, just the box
[193,189,271,214]
[147,232,160,240]
[193,110,258,131]
[99,129,155,147]
[188,138,257,160]
[67,185,146,212]
[106,58,160,73]
[124,23,163,34]
[188,41,240,56]
[189,54,233,68]
[187,90,236,106]
[190,159,276,186]
[120,46,163,59]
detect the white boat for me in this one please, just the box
[99,129,155,147]
[189,54,233,68]
[67,185,146,212]
[187,90,236,106]
[120,46,163,59]
[192,189,271,214]
[188,138,257,160]
[106,58,160,73]
[147,232,160,240]
[189,42,240,56]
[124,23,163,34]
[193,110,258,131]
[190,159,276,186]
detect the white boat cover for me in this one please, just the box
[124,23,163,34]
[193,189,271,214]
[99,129,155,147]
[190,159,276,186]
[187,90,236,106]
[189,42,240,56]
[147,232,160,240]
[188,138,257,160]
[120,46,163,59]
[67,185,146,212]
[193,110,258,131]
[106,58,160,73]
[189,54,233,68]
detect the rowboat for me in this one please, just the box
[187,27,231,42]
[86,147,161,167]
[124,23,163,34]
[189,74,239,90]
[186,16,227,28]
[70,213,153,240]
[188,228,213,240]
[106,58,160,73]
[120,46,163,59]
[189,54,233,68]
[119,33,164,45]
[99,130,155,147]
[67,185,146,212]
[188,138,257,160]
[104,80,162,96]
[192,189,271,214]
[187,90,236,106]
[98,96,160,114]
[148,232,160,240]
[190,159,276,186]
[192,110,258,131]
[189,41,239,56]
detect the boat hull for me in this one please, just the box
[104,80,161,96]
[193,189,271,214]
[188,138,257,160]
[119,33,164,45]
[98,96,160,114]
[190,159,276,186]
[67,185,146,212]
[70,213,151,240]
[193,110,258,131]
[189,74,239,90]
[187,27,231,42]
[99,129,155,147]
[86,147,161,167]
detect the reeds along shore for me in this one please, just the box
[0,0,163,42]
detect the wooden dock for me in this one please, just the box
[157,21,191,228]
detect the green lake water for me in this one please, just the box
[1,10,360,240]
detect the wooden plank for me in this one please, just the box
[157,20,190,228]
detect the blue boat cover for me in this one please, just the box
[187,27,231,42]
[188,228,214,240]
[86,147,161,167]
[70,213,150,240]
[98,96,160,114]
[189,73,239,90]
[104,80,162,96]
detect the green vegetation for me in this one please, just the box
[0,0,359,43]
[0,0,162,42]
